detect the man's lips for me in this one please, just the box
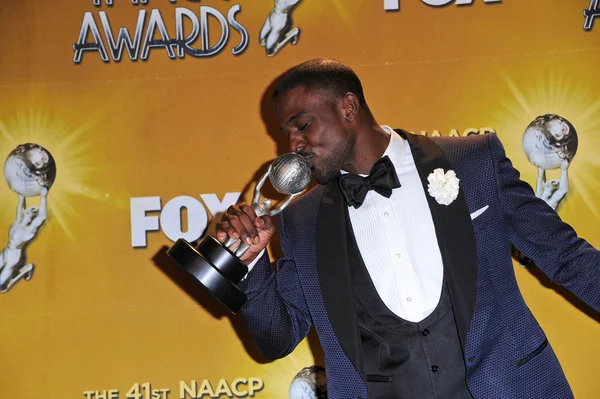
[302,155,315,169]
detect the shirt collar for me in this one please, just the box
[341,125,406,176]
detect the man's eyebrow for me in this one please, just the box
[279,112,307,132]
[286,112,306,125]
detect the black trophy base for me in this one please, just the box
[166,236,248,313]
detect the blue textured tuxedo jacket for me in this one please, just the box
[239,131,600,399]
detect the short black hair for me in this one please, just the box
[273,58,368,107]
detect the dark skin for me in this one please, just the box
[216,85,390,264]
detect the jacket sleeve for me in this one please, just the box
[489,133,600,311]
[238,213,312,359]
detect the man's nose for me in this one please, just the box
[289,132,307,154]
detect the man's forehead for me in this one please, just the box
[275,85,332,111]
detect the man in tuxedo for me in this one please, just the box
[216,58,600,398]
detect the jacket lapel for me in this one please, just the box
[316,178,364,380]
[398,129,478,348]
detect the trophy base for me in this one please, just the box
[167,237,248,313]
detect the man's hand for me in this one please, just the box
[216,203,275,265]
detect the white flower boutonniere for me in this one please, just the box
[427,168,460,206]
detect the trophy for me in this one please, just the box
[166,153,311,313]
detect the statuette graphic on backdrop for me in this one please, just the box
[1,144,56,293]
[289,366,327,399]
[522,114,577,211]
[512,114,578,270]
[260,0,302,57]
[167,152,311,313]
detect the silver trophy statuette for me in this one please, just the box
[223,152,311,257]
[167,152,311,313]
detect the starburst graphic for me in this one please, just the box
[492,72,600,217]
[0,108,107,240]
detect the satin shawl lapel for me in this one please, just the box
[398,129,478,348]
[316,178,364,379]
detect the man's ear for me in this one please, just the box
[339,92,360,122]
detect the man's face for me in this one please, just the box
[274,86,354,184]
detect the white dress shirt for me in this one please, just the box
[344,126,443,322]
[247,126,444,323]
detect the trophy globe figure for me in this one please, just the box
[522,114,577,211]
[167,152,311,313]
[0,143,56,292]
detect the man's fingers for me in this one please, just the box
[240,203,258,220]
[224,208,258,245]
[238,212,260,245]
[239,204,261,244]
[215,221,232,241]
[255,215,273,231]
[217,204,273,249]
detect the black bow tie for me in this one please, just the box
[338,156,401,208]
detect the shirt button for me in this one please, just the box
[396,253,401,259]
[406,297,412,302]
[422,329,430,336]
[383,211,389,217]
[431,365,440,373]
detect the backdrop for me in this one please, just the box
[1,0,599,398]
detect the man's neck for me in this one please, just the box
[342,123,390,175]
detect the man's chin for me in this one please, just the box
[312,171,338,185]
[311,171,324,185]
